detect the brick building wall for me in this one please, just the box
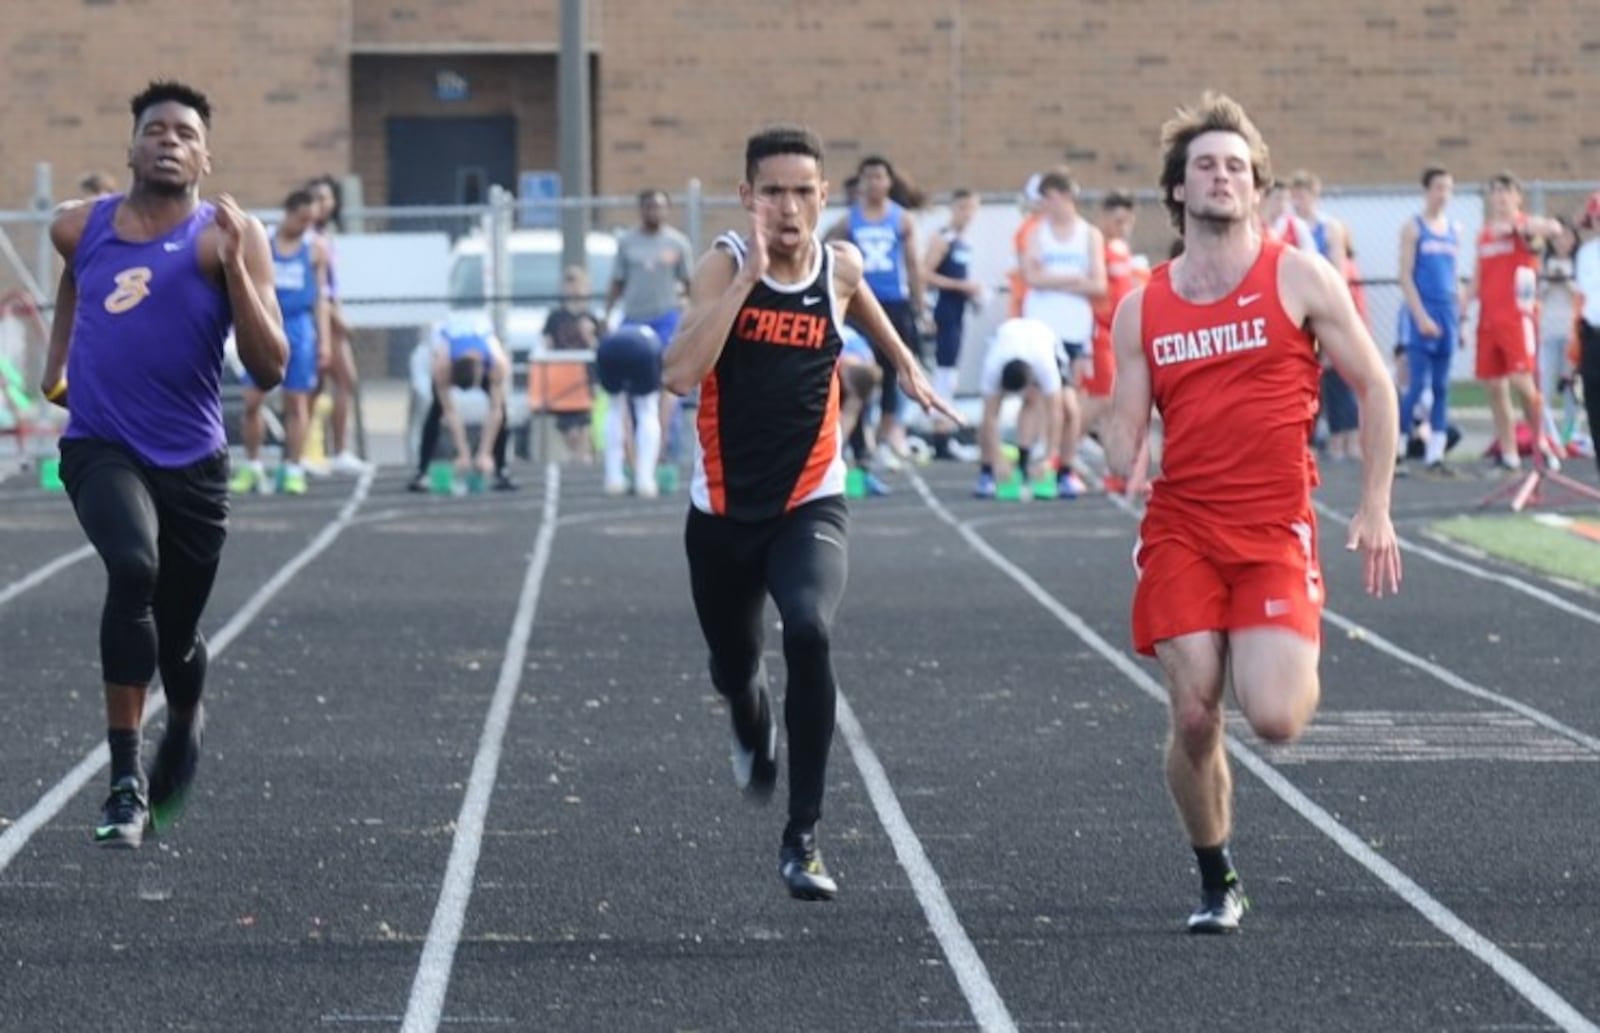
[0,0,348,213]
[595,0,1600,201]
[2,0,1596,218]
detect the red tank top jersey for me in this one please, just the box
[1094,238,1139,334]
[1476,217,1539,324]
[1140,239,1321,525]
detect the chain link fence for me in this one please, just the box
[1,178,1593,462]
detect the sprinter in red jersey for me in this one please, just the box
[1105,93,1401,934]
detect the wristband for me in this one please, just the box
[45,379,68,403]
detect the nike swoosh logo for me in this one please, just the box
[163,242,183,252]
[1237,292,1261,307]
[802,294,822,306]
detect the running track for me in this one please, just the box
[1,456,1597,1032]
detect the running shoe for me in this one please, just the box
[864,472,891,497]
[1187,878,1248,934]
[945,440,981,463]
[973,471,997,499]
[228,465,264,495]
[281,469,308,496]
[94,776,149,849]
[493,472,520,492]
[329,451,371,475]
[778,828,837,901]
[147,705,204,832]
[1057,470,1086,499]
[1424,461,1458,479]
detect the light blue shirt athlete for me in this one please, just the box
[267,230,321,392]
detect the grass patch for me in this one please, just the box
[1432,514,1600,588]
[1446,380,1490,409]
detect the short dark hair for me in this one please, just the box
[999,359,1033,393]
[744,125,824,183]
[1488,170,1522,192]
[77,171,118,196]
[1421,166,1451,189]
[450,353,484,389]
[638,189,668,206]
[1039,170,1076,197]
[1102,190,1135,211]
[283,188,315,211]
[130,80,211,129]
[950,187,975,202]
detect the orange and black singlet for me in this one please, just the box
[690,233,849,521]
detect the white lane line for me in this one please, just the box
[0,545,94,610]
[909,473,1599,1033]
[1320,610,1600,754]
[1314,499,1600,627]
[0,469,375,873]
[401,464,561,1033]
[835,692,1020,1033]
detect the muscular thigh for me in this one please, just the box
[685,508,768,623]
[764,498,849,624]
[1227,626,1321,727]
[150,450,230,568]
[60,439,160,566]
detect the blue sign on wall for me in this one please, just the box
[434,70,470,103]
[518,171,561,228]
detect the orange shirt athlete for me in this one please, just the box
[1105,92,1400,935]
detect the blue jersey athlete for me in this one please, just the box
[1396,167,1463,473]
[232,188,331,495]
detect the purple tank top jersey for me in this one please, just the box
[64,195,234,467]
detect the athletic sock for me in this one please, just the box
[1194,843,1237,890]
[108,729,143,788]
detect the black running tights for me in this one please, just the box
[416,385,509,476]
[61,440,226,709]
[685,497,849,830]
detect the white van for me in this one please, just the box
[409,229,617,462]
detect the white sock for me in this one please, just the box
[934,366,958,400]
[604,393,628,486]
[633,392,662,491]
[1424,429,1446,465]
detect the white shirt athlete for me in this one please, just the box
[980,317,1065,396]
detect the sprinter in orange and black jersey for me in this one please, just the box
[691,230,847,520]
[661,124,960,903]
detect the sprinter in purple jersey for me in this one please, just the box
[40,81,288,849]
